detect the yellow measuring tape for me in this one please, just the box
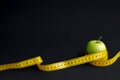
[0,50,120,72]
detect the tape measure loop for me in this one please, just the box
[0,51,120,71]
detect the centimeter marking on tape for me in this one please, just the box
[0,50,120,71]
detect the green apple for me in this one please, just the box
[86,40,107,54]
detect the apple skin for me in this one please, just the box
[86,40,107,54]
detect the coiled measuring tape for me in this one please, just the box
[0,50,120,72]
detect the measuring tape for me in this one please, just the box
[0,50,120,72]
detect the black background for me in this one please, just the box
[0,0,120,80]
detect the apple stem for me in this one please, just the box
[97,36,103,42]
